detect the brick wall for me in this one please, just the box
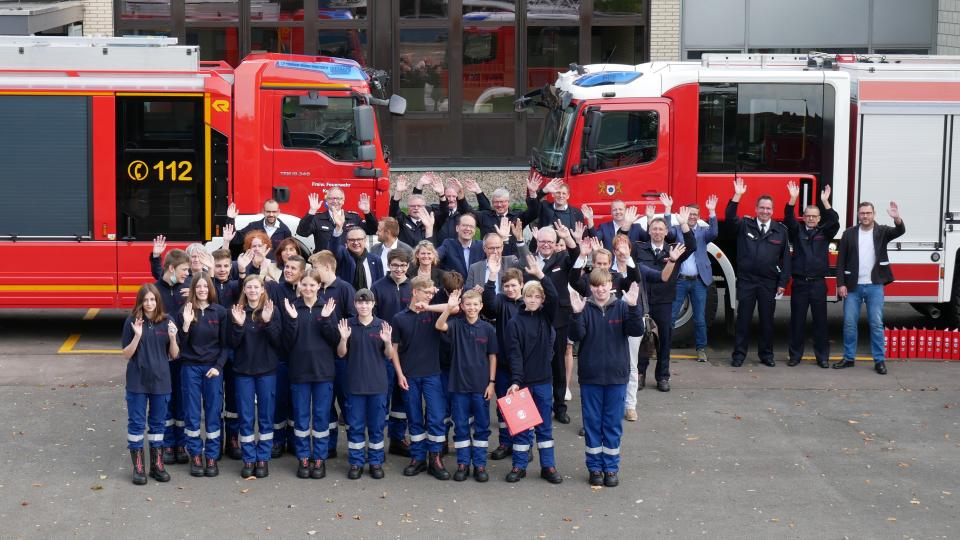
[940,0,960,54]
[649,0,681,61]
[82,0,113,36]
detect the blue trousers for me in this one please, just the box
[673,277,709,350]
[511,383,556,469]
[291,381,334,460]
[385,361,408,442]
[843,283,886,362]
[223,359,238,438]
[451,392,490,467]
[345,393,387,466]
[126,391,170,450]
[180,364,223,459]
[235,373,276,463]
[439,369,454,438]
[272,362,292,448]
[580,383,626,473]
[494,369,512,448]
[403,374,446,460]
[328,358,348,453]
[163,360,185,448]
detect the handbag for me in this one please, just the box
[636,278,659,358]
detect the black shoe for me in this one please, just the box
[540,467,563,484]
[875,361,888,375]
[326,448,337,460]
[204,458,219,477]
[588,471,603,486]
[271,442,284,459]
[388,439,411,458]
[731,358,744,367]
[817,359,830,369]
[403,459,427,477]
[577,427,585,437]
[254,460,269,478]
[787,357,802,367]
[657,380,671,392]
[240,462,255,478]
[347,465,362,480]
[149,448,170,482]
[759,358,776,367]
[453,464,470,482]
[189,454,204,477]
[473,466,489,482]
[311,459,326,479]
[227,436,242,460]
[604,471,619,487]
[505,467,526,482]
[832,359,856,369]
[490,444,512,460]
[369,464,385,479]
[175,446,189,464]
[297,458,311,479]
[130,449,147,485]
[428,452,451,480]
[162,447,176,465]
[554,412,571,425]
[639,373,646,390]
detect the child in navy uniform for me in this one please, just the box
[435,289,498,482]
[337,289,402,480]
[154,249,190,465]
[122,283,180,485]
[504,256,563,484]
[569,269,645,487]
[211,248,243,460]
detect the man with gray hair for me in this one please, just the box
[390,174,450,247]
[477,182,540,257]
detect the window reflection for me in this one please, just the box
[399,28,449,112]
[593,0,643,18]
[251,0,303,22]
[251,27,305,54]
[400,0,447,19]
[185,0,239,22]
[119,0,170,19]
[463,25,515,113]
[318,0,366,19]
[318,29,368,65]
[527,0,578,23]
[527,26,578,90]
[591,26,644,65]
[186,27,240,66]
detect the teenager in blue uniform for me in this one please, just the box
[229,275,282,479]
[435,289,498,482]
[370,248,414,458]
[153,249,190,465]
[337,289,400,480]
[177,272,229,478]
[211,248,243,460]
[282,269,341,479]
[391,276,451,480]
[569,269,645,487]
[122,283,180,485]
[504,260,563,484]
[433,270,465,455]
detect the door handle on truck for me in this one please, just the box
[641,191,660,198]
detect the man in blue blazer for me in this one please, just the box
[436,213,485,279]
[328,224,384,291]
[666,194,719,362]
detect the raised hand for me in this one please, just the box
[182,302,195,326]
[494,216,510,239]
[308,192,322,214]
[510,218,524,241]
[572,221,586,243]
[231,304,246,325]
[331,207,345,230]
[659,193,673,213]
[887,201,901,221]
[733,178,747,196]
[705,194,718,214]
[614,239,631,261]
[580,235,594,257]
[787,181,800,203]
[430,173,445,195]
[581,204,594,227]
[198,250,215,271]
[338,319,352,340]
[167,320,178,339]
[283,298,297,319]
[667,243,687,262]
[222,224,235,246]
[569,291,586,313]
[416,173,432,190]
[821,184,832,204]
[227,202,238,220]
[237,250,253,271]
[321,297,336,318]
[395,174,410,194]
[645,204,656,222]
[524,253,544,279]
[622,206,639,227]
[446,289,462,310]
[131,317,144,337]
[152,235,167,257]
[420,210,435,230]
[554,220,571,241]
[358,192,371,215]
[380,321,393,344]
[487,254,501,275]
[252,251,265,268]
[261,298,275,323]
[447,178,464,198]
[677,205,692,225]
[526,170,543,195]
[464,178,482,194]
[622,282,640,306]
[543,178,564,195]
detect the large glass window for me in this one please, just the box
[281,96,361,162]
[318,0,365,20]
[399,28,449,112]
[186,28,240,66]
[590,110,659,170]
[464,0,515,17]
[185,0,239,22]
[400,0,447,19]
[591,25,644,64]
[463,25,515,113]
[251,27,305,54]
[527,26,578,90]
[532,105,577,176]
[318,29,368,65]
[252,0,303,22]
[119,0,170,20]
[527,0,578,23]
[594,0,644,19]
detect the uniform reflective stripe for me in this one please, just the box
[537,440,555,449]
[443,417,452,425]
[453,440,471,449]
[147,433,165,442]
[223,411,238,419]
[174,420,185,427]
[348,441,366,450]
[512,444,531,452]
[584,446,602,454]
[259,432,274,441]
[409,433,427,442]
[472,440,489,448]
[312,429,330,439]
[389,411,407,419]
[426,434,447,443]
[368,441,385,450]
[468,416,475,424]
[328,421,339,430]
[127,433,145,442]
[601,446,620,455]
[184,428,201,438]
[206,430,221,439]
[498,422,507,428]
[165,419,175,427]
[273,422,287,430]
[287,420,295,427]
[239,434,256,443]
[294,429,311,438]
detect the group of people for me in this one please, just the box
[122,172,905,488]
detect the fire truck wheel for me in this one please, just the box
[671,283,719,347]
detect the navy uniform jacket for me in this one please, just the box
[342,316,390,395]
[296,209,378,254]
[390,196,449,247]
[505,276,558,387]
[282,299,340,384]
[123,315,174,395]
[229,306,282,376]
[445,317,498,394]
[530,244,581,326]
[213,278,239,309]
[481,280,525,373]
[725,200,791,289]
[784,203,840,278]
[437,238,485,278]
[153,278,186,320]
[632,228,697,304]
[569,297,645,386]
[227,218,293,260]
[176,304,229,370]
[569,260,655,299]
[371,276,413,323]
[391,308,442,378]
[318,278,357,320]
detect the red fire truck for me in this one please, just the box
[0,36,403,308]
[520,53,960,332]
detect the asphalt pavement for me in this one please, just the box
[0,302,957,539]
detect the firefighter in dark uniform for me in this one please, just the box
[784,181,840,368]
[297,188,378,254]
[725,179,791,367]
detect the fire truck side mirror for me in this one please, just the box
[357,144,377,161]
[354,105,376,143]
[583,110,603,171]
[388,94,407,116]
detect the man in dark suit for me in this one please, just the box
[537,182,585,232]
[414,176,488,244]
[726,178,791,368]
[296,188,378,254]
[328,224,384,291]
[834,200,905,375]
[226,199,293,259]
[390,174,450,247]
[464,221,531,290]
[476,180,540,257]
[436,213,484,279]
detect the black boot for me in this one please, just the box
[271,439,284,459]
[297,458,311,479]
[254,460,269,478]
[490,444,512,460]
[428,452,450,480]
[130,449,147,485]
[473,466,489,483]
[226,436,242,460]
[175,446,189,464]
[505,467,526,483]
[311,459,326,479]
[388,438,411,457]
[369,464,385,479]
[540,466,563,484]
[241,462,255,478]
[161,447,175,465]
[149,448,170,482]
[204,458,219,477]
[189,454,204,477]
[403,459,427,476]
[453,464,469,482]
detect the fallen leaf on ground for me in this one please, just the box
[240,488,250,494]
[848,420,860,425]
[897,462,910,468]
[911,498,920,505]
[769,518,780,523]
[887,517,897,522]
[686,436,700,441]
[90,484,103,491]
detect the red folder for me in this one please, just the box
[918,329,928,358]
[908,328,918,359]
[883,328,890,359]
[927,329,936,359]
[934,330,945,359]
[893,328,902,359]
[953,329,960,360]
[497,388,543,436]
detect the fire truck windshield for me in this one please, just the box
[281,96,362,162]
[531,105,576,176]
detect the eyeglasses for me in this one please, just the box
[347,237,366,243]
[389,262,409,269]
[803,214,821,219]
[326,196,344,201]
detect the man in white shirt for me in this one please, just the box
[370,217,413,271]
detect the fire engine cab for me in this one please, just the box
[520,53,960,333]
[0,36,403,309]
